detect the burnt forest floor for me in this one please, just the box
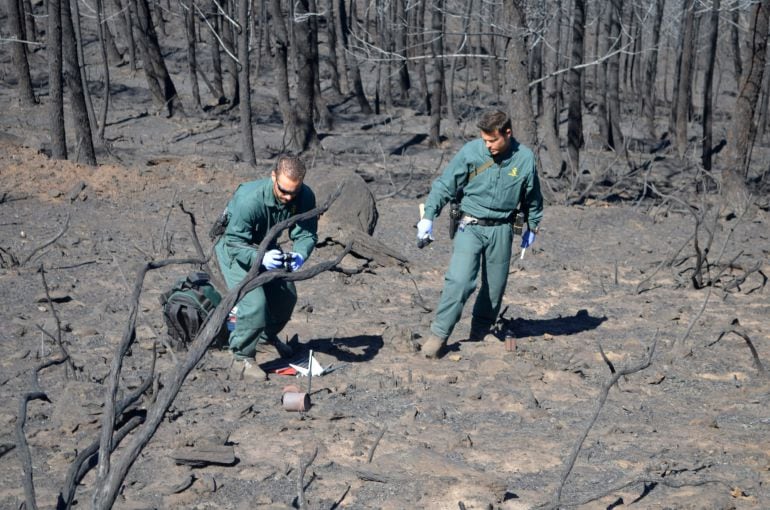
[1,34,770,510]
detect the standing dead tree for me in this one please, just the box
[88,191,346,510]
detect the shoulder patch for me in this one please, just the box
[508,167,518,177]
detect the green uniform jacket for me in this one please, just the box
[423,138,543,231]
[216,178,318,270]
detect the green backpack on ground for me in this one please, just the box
[159,271,227,350]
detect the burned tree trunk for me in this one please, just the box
[606,0,625,153]
[729,0,770,177]
[324,0,342,95]
[292,0,319,150]
[395,0,410,100]
[48,0,67,159]
[567,0,586,175]
[238,0,255,164]
[641,0,665,138]
[672,0,695,158]
[185,0,202,110]
[428,0,444,147]
[7,0,36,105]
[541,0,563,177]
[131,0,182,116]
[702,0,720,172]
[62,0,97,165]
[505,0,536,147]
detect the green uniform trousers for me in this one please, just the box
[218,255,297,359]
[430,223,512,340]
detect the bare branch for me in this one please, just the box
[549,333,659,508]
[297,446,319,510]
[20,211,71,266]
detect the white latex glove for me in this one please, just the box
[417,218,433,241]
[262,249,283,270]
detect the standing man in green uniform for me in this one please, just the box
[215,156,318,379]
[416,110,544,358]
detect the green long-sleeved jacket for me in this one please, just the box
[423,138,543,230]
[216,178,318,269]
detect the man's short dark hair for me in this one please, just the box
[477,110,512,134]
[275,155,307,181]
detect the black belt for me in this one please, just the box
[461,214,512,226]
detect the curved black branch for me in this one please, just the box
[39,265,78,375]
[17,356,69,510]
[92,256,206,497]
[90,191,342,510]
[297,446,319,510]
[549,333,659,508]
[21,211,71,266]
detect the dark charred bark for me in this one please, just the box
[505,0,536,147]
[131,0,182,116]
[270,0,296,146]
[292,0,319,150]
[728,0,770,182]
[330,0,349,94]
[238,0,255,163]
[567,0,586,175]
[395,0,410,100]
[221,6,239,106]
[428,0,443,147]
[62,0,97,165]
[702,0,720,172]
[541,0,562,177]
[48,0,67,159]
[672,0,695,158]
[606,0,625,153]
[731,8,743,87]
[7,0,36,105]
[206,0,225,100]
[641,0,664,138]
[186,0,202,110]
[324,0,341,95]
[95,0,111,143]
[309,0,332,129]
[347,0,372,113]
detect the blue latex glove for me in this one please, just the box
[520,229,536,249]
[289,252,304,271]
[417,218,433,241]
[262,249,283,270]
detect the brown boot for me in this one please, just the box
[422,334,447,359]
[233,358,267,381]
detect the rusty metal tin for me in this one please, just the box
[282,391,310,412]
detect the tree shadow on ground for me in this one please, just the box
[503,309,607,338]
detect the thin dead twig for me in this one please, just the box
[710,319,767,377]
[367,426,387,463]
[39,265,78,376]
[548,333,659,509]
[297,446,319,510]
[20,211,71,266]
[17,356,69,510]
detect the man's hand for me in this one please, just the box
[520,229,536,249]
[262,249,284,270]
[289,252,304,271]
[417,218,434,241]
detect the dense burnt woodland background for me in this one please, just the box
[1,0,770,509]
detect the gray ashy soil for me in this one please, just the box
[1,28,770,510]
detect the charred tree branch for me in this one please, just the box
[548,333,658,508]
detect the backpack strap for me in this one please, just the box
[468,159,494,181]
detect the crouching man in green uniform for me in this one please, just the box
[416,110,544,358]
[215,156,318,379]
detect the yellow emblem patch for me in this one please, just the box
[508,167,518,177]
